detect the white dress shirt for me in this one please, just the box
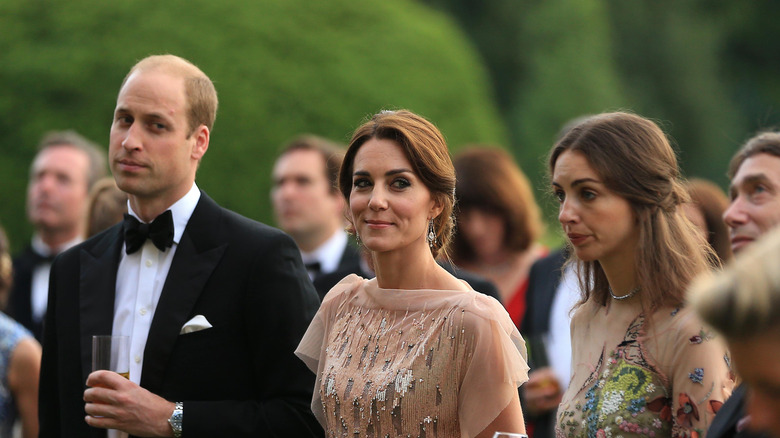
[299,229,348,279]
[30,234,82,324]
[112,183,200,386]
[546,264,580,390]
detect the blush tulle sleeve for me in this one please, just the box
[457,293,530,437]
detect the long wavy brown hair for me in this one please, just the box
[549,112,716,310]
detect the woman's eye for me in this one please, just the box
[554,190,565,202]
[581,190,596,201]
[391,178,410,189]
[353,178,371,189]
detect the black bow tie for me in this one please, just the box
[305,261,321,275]
[31,250,56,265]
[123,211,174,254]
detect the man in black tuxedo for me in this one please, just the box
[10,131,106,341]
[39,55,322,437]
[706,132,780,438]
[271,135,362,299]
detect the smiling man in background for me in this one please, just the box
[706,131,780,438]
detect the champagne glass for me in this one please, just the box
[493,433,528,438]
[92,335,130,379]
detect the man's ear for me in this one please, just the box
[191,125,210,161]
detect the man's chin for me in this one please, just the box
[731,238,754,254]
[32,215,61,229]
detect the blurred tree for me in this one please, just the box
[604,0,744,187]
[0,0,506,251]
[422,0,629,225]
[422,0,780,230]
[421,0,527,114]
[510,0,628,189]
[720,1,780,136]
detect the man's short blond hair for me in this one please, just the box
[121,54,218,135]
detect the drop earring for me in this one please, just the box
[427,219,436,248]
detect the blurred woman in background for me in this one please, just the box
[684,178,733,264]
[0,225,41,438]
[84,177,128,238]
[452,147,546,328]
[550,112,732,438]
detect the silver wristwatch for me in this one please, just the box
[168,402,183,437]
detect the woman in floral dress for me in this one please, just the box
[296,110,529,437]
[549,112,734,438]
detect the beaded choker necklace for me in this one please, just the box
[609,286,639,300]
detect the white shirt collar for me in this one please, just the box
[126,182,201,245]
[31,233,83,257]
[300,229,348,275]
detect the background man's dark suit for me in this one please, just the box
[311,243,361,299]
[39,193,323,437]
[522,248,568,340]
[8,247,48,340]
[707,385,769,438]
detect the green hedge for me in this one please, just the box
[0,0,507,252]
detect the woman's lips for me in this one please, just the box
[365,220,393,229]
[567,233,589,246]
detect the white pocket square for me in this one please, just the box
[180,315,213,334]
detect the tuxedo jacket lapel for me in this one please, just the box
[78,225,123,385]
[141,194,227,392]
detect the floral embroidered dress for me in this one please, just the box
[296,274,529,438]
[556,300,734,438]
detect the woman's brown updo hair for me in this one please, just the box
[339,110,456,260]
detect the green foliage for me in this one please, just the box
[424,0,631,232]
[720,1,780,133]
[422,0,778,240]
[604,0,744,187]
[511,0,628,184]
[0,0,506,251]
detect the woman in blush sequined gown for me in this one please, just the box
[296,110,529,438]
[549,112,734,438]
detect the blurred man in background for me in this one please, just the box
[707,131,780,438]
[271,135,361,298]
[10,131,105,340]
[723,132,780,254]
